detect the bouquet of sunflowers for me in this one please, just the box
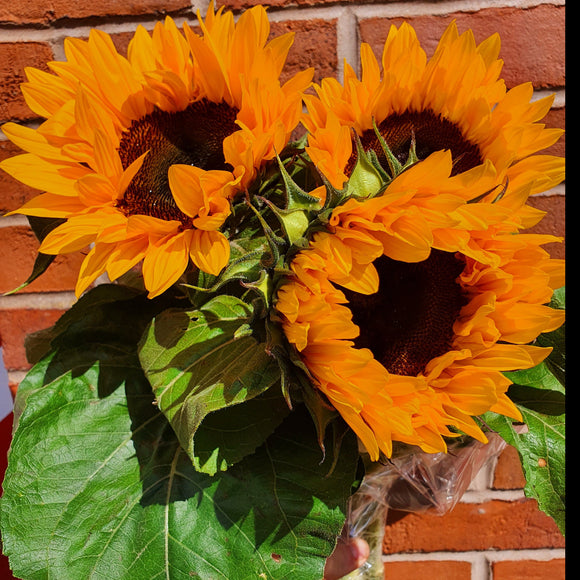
[1,4,564,579]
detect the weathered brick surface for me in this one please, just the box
[0,226,85,294]
[219,0,352,10]
[0,0,193,27]
[0,140,39,214]
[525,195,566,261]
[543,107,565,159]
[358,4,565,89]
[493,445,527,491]
[0,42,54,123]
[109,18,339,89]
[383,560,471,580]
[383,499,564,554]
[0,308,65,370]
[271,18,338,84]
[492,558,566,580]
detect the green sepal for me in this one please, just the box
[323,122,420,207]
[240,267,273,310]
[371,118,419,177]
[345,132,389,201]
[275,152,324,213]
[183,236,270,294]
[259,195,311,246]
[244,199,286,266]
[256,153,324,246]
[265,315,339,456]
[466,179,509,204]
[312,169,347,214]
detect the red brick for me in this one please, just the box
[0,42,54,123]
[8,381,19,399]
[75,17,338,84]
[493,445,526,491]
[359,5,565,89]
[383,499,564,554]
[492,558,565,580]
[0,225,85,294]
[525,195,565,261]
[270,19,338,85]
[543,107,565,159]
[0,140,39,214]
[384,560,471,580]
[0,309,65,370]
[219,0,350,10]
[109,31,137,59]
[0,0,192,27]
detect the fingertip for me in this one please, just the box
[350,537,370,568]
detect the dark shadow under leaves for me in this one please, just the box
[20,283,360,564]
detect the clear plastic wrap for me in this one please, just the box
[342,434,507,579]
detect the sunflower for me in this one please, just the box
[275,149,565,460]
[303,20,564,194]
[1,2,313,298]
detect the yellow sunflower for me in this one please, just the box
[303,20,564,194]
[275,150,564,460]
[1,2,313,298]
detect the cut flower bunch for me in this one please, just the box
[1,4,565,580]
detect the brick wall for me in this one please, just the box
[0,1,565,578]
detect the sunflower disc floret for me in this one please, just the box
[275,146,564,460]
[1,2,313,298]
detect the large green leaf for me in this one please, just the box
[482,409,565,535]
[139,295,284,473]
[1,287,360,580]
[188,387,292,475]
[22,283,177,390]
[538,287,565,388]
[1,361,359,580]
[485,287,565,532]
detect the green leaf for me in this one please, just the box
[345,134,387,201]
[506,384,565,415]
[537,287,565,385]
[482,408,565,535]
[536,324,565,388]
[189,387,291,475]
[3,216,65,295]
[3,251,55,295]
[1,361,359,580]
[139,294,283,472]
[486,286,566,534]
[22,283,177,387]
[504,362,564,396]
[549,286,565,310]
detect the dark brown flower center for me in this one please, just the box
[347,110,483,176]
[343,249,467,377]
[116,98,239,223]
